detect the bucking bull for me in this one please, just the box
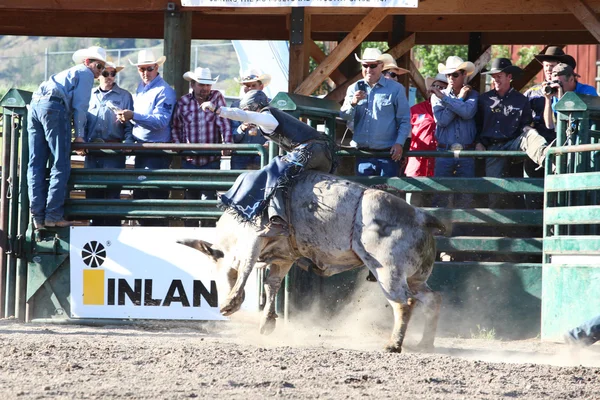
[178,171,445,352]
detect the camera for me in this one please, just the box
[357,81,367,92]
[543,80,562,95]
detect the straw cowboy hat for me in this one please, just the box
[534,46,576,69]
[425,73,449,88]
[72,46,108,64]
[354,48,383,63]
[235,68,271,87]
[482,58,522,77]
[128,49,166,67]
[438,56,475,76]
[104,58,124,73]
[379,54,409,75]
[183,67,219,84]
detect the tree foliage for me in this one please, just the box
[413,45,468,79]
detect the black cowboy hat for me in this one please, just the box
[534,46,576,69]
[482,58,523,77]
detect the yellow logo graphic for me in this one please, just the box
[82,241,106,305]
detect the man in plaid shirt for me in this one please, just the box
[172,67,232,226]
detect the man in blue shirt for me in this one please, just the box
[431,56,479,208]
[542,63,598,132]
[476,58,549,209]
[117,49,176,226]
[28,46,107,229]
[340,48,410,177]
[85,59,134,226]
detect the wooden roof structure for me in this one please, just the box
[2,0,600,99]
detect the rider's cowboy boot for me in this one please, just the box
[258,216,290,237]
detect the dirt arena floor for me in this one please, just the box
[0,315,598,400]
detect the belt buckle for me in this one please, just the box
[450,143,463,151]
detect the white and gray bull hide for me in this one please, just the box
[178,171,445,352]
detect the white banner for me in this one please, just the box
[70,227,258,320]
[182,0,417,7]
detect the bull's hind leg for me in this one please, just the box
[412,283,442,352]
[385,297,416,353]
[260,261,294,335]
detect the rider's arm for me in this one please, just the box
[218,107,279,134]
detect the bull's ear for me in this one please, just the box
[177,239,224,261]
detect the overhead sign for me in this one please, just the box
[70,227,259,320]
[182,0,417,7]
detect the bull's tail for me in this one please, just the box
[424,213,446,235]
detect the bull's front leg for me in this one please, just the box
[385,298,416,353]
[259,262,293,335]
[221,237,263,316]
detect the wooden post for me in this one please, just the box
[289,7,311,93]
[163,6,192,98]
[390,16,411,95]
[566,0,600,42]
[467,32,489,92]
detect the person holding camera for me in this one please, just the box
[340,48,411,178]
[542,63,598,131]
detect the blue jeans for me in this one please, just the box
[231,155,262,170]
[27,100,71,224]
[182,159,220,227]
[356,157,399,177]
[85,154,126,226]
[566,313,600,346]
[133,154,171,226]
[432,154,475,209]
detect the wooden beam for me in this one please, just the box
[404,14,584,32]
[408,31,598,45]
[324,34,415,103]
[309,41,347,86]
[409,60,427,99]
[566,0,600,42]
[164,9,192,99]
[467,46,492,92]
[294,8,391,96]
[512,45,562,91]
[288,8,311,93]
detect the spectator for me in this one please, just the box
[405,73,448,206]
[117,49,176,226]
[431,56,479,209]
[28,45,107,229]
[84,59,134,226]
[476,58,549,209]
[340,48,411,178]
[171,67,232,227]
[230,68,272,170]
[543,63,598,131]
[379,53,409,83]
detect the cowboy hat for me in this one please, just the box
[72,46,108,64]
[234,68,271,87]
[355,48,383,63]
[183,67,219,85]
[104,58,124,73]
[438,56,475,76]
[482,58,522,76]
[425,73,449,88]
[534,46,576,69]
[379,54,409,75]
[128,49,166,67]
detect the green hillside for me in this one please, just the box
[0,36,241,96]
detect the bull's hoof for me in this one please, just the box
[384,343,403,353]
[259,318,277,335]
[414,342,435,353]
[220,298,242,316]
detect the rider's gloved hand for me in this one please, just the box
[201,101,215,112]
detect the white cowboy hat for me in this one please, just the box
[104,58,124,73]
[438,56,475,76]
[128,49,166,67]
[425,73,448,88]
[354,48,383,63]
[72,46,108,64]
[183,67,219,85]
[234,68,271,87]
[379,54,409,75]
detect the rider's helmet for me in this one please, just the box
[239,90,269,112]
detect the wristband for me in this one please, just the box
[213,105,220,114]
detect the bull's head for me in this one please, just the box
[177,239,224,262]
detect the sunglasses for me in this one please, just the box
[362,63,380,70]
[432,84,446,90]
[384,71,398,78]
[446,71,462,78]
[138,66,156,73]
[89,60,105,70]
[102,71,117,78]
